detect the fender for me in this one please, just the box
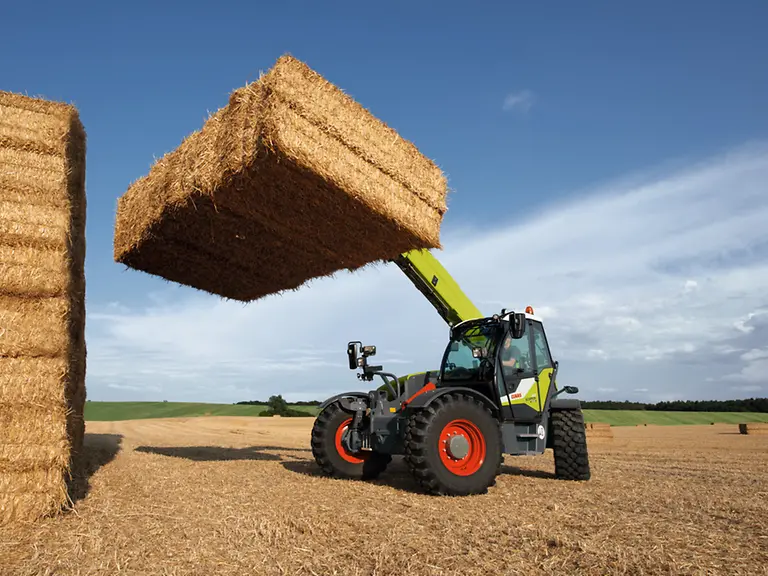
[317,391,368,412]
[550,397,582,410]
[404,386,499,415]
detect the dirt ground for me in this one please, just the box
[2,418,767,575]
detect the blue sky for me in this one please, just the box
[3,1,768,403]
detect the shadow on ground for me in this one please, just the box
[133,443,556,493]
[500,464,555,480]
[280,456,425,493]
[281,456,557,492]
[68,433,124,504]
[134,445,310,462]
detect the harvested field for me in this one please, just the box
[0,91,87,525]
[1,418,766,575]
[114,54,447,301]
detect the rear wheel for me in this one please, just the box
[404,393,502,495]
[311,401,391,480]
[550,409,590,480]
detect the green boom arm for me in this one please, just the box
[393,249,483,327]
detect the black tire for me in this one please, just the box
[550,409,591,480]
[311,401,391,480]
[404,392,502,496]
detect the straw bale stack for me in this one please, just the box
[114,54,447,301]
[738,423,768,435]
[0,91,87,524]
[584,422,613,440]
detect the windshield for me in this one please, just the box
[441,322,502,382]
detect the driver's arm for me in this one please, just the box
[500,353,517,368]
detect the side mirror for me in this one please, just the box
[347,342,359,370]
[511,313,526,339]
[449,341,459,352]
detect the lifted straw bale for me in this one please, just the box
[0,90,86,525]
[114,54,447,301]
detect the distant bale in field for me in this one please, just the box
[739,423,768,435]
[0,91,86,525]
[113,54,448,302]
[584,422,613,440]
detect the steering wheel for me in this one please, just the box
[449,367,472,378]
[477,358,494,381]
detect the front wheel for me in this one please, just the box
[404,392,502,496]
[311,401,391,480]
[550,409,591,480]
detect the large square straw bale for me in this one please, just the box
[0,90,86,525]
[113,54,448,301]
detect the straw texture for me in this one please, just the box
[0,90,87,525]
[114,54,448,301]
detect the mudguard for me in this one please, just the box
[317,391,368,412]
[404,386,499,414]
[550,397,581,410]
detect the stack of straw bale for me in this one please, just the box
[0,91,87,524]
[584,422,613,440]
[738,423,768,435]
[114,54,448,301]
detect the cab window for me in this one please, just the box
[498,329,534,377]
[531,322,553,370]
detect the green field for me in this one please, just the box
[83,402,318,421]
[582,410,768,426]
[83,402,768,426]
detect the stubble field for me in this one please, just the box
[1,417,766,575]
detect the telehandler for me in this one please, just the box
[311,249,590,495]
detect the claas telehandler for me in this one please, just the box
[311,249,590,495]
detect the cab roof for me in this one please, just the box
[452,311,544,331]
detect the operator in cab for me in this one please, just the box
[500,333,525,373]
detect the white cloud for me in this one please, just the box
[502,90,534,113]
[735,310,768,334]
[741,348,768,362]
[87,143,768,403]
[587,349,609,360]
[684,280,699,293]
[724,359,768,384]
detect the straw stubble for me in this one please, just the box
[114,54,448,301]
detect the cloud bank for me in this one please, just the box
[87,143,768,403]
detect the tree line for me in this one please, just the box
[241,395,312,417]
[238,396,768,413]
[236,399,321,406]
[580,398,768,412]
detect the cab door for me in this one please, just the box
[496,321,538,421]
[530,321,556,413]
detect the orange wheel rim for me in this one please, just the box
[335,417,368,464]
[439,419,486,476]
